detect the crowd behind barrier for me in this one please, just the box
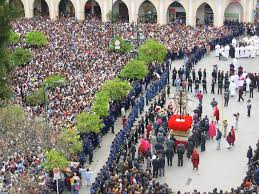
[2,17,258,193]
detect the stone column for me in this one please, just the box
[158,0,166,24]
[214,0,223,27]
[130,0,137,23]
[187,0,194,26]
[102,0,107,22]
[49,0,59,20]
[24,0,33,18]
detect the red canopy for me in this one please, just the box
[168,115,193,131]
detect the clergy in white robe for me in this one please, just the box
[245,45,251,58]
[246,78,251,92]
[232,38,237,47]
[251,44,256,58]
[233,58,238,70]
[229,81,236,97]
[224,44,230,58]
[240,46,245,58]
[235,46,240,59]
[215,44,220,57]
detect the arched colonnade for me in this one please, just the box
[9,0,257,26]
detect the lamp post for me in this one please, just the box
[111,0,114,38]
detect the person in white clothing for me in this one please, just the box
[239,45,245,58]
[235,44,240,59]
[224,44,230,58]
[229,81,236,97]
[232,38,237,48]
[215,44,220,57]
[233,58,238,70]
[246,77,251,92]
[250,44,256,58]
[245,45,250,58]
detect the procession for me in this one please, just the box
[1,0,259,193]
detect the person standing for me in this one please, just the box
[84,168,93,187]
[223,120,228,137]
[224,89,230,107]
[231,126,236,145]
[249,81,254,98]
[191,149,200,171]
[234,113,240,130]
[177,143,185,167]
[238,88,244,102]
[208,121,216,139]
[152,155,159,178]
[196,91,203,104]
[200,132,206,152]
[131,143,136,160]
[210,98,218,110]
[167,85,170,97]
[202,78,207,94]
[211,79,215,94]
[165,148,174,166]
[216,129,222,150]
[218,78,223,95]
[226,132,234,149]
[247,146,253,165]
[158,156,165,176]
[214,106,220,124]
[247,99,252,117]
[188,77,193,92]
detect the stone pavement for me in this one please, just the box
[156,54,259,192]
[77,53,259,193]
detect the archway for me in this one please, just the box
[112,0,129,22]
[9,0,25,16]
[224,2,243,22]
[33,0,49,17]
[59,0,75,17]
[196,3,214,26]
[167,1,186,24]
[85,0,102,19]
[138,0,157,23]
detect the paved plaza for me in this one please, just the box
[78,51,259,193]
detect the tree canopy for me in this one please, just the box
[119,59,149,80]
[137,39,168,64]
[76,111,104,134]
[8,31,20,44]
[57,127,83,157]
[25,31,48,46]
[42,150,69,171]
[10,48,33,66]
[91,91,110,118]
[0,0,19,99]
[102,78,132,101]
[26,87,47,106]
[42,75,67,89]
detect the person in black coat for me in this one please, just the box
[158,156,165,176]
[177,143,185,167]
[186,138,195,158]
[152,156,159,178]
[165,148,174,166]
[200,132,206,152]
[247,146,253,164]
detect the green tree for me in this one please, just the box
[91,91,110,118]
[138,39,168,64]
[0,104,25,130]
[106,10,118,23]
[76,111,104,134]
[58,127,83,157]
[10,48,33,66]
[109,36,133,53]
[42,150,69,171]
[8,31,20,44]
[0,0,19,99]
[119,59,149,80]
[26,87,47,106]
[42,75,67,89]
[102,78,132,101]
[25,31,48,46]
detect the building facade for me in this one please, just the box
[9,0,257,26]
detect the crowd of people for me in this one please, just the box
[2,15,258,193]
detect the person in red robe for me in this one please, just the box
[214,106,220,124]
[146,123,152,140]
[226,132,234,149]
[191,149,199,170]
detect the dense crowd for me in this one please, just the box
[3,16,258,193]
[10,17,243,129]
